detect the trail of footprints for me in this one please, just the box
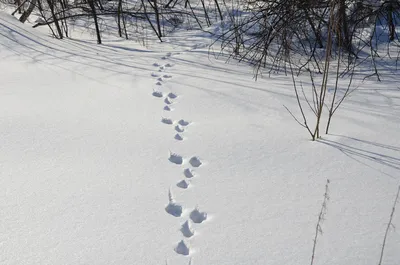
[150,52,208,257]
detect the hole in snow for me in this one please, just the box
[169,153,183,165]
[177,179,190,189]
[178,119,190,126]
[190,208,207,224]
[164,97,173,105]
[189,156,202,167]
[152,91,163,98]
[175,240,190,256]
[175,125,184,133]
[184,168,195,178]
[181,220,195,238]
[161,118,173,125]
[174,134,183,141]
[168,92,178,99]
[165,202,183,217]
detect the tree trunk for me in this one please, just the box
[88,0,101,44]
[388,3,395,41]
[117,0,123,37]
[15,0,22,13]
[304,8,323,48]
[96,0,104,11]
[142,0,162,41]
[152,0,162,38]
[59,0,69,37]
[337,0,351,53]
[200,0,210,26]
[46,0,63,39]
[13,0,30,16]
[19,0,37,23]
[214,0,223,21]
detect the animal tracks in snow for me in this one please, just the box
[189,156,202,168]
[167,92,178,99]
[190,207,208,224]
[174,134,184,141]
[175,125,184,133]
[161,118,173,125]
[165,189,183,217]
[177,179,190,189]
[175,240,190,256]
[164,97,174,105]
[178,119,191,126]
[164,105,173,111]
[181,220,195,238]
[165,201,183,217]
[169,152,183,165]
[152,90,163,98]
[184,168,195,178]
[150,52,209,257]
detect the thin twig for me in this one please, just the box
[310,179,330,265]
[378,185,400,265]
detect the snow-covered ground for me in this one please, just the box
[0,11,399,265]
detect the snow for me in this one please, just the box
[1,11,400,265]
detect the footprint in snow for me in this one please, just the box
[175,240,190,256]
[165,97,174,105]
[165,189,183,217]
[164,105,173,111]
[189,156,202,167]
[165,63,174,67]
[190,207,207,223]
[169,152,183,165]
[163,74,172,79]
[175,125,184,133]
[151,72,159,77]
[161,118,173,125]
[174,134,184,141]
[168,92,178,99]
[181,220,195,238]
[165,202,183,217]
[183,168,195,178]
[178,119,190,126]
[156,81,162,86]
[153,62,160,67]
[157,77,163,82]
[177,179,190,189]
[159,66,165,70]
[152,91,163,98]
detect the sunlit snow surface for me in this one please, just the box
[0,12,399,265]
